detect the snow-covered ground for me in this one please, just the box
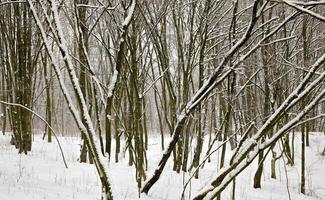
[0,132,324,200]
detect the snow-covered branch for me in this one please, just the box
[28,0,114,199]
[141,0,262,194]
[107,0,136,98]
[283,0,325,22]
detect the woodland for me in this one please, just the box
[0,0,325,200]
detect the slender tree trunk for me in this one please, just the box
[301,124,306,194]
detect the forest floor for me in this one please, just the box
[0,132,324,200]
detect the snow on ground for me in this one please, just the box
[0,132,324,200]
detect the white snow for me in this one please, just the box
[121,0,136,27]
[107,69,118,98]
[0,132,324,200]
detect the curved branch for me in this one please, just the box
[0,100,68,168]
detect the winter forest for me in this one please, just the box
[0,0,325,200]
